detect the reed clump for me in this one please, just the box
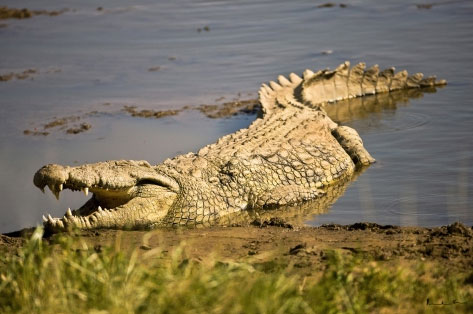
[1,228,472,313]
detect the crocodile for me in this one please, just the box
[33,61,446,232]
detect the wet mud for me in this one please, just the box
[317,3,348,9]
[197,26,210,32]
[0,69,37,82]
[23,115,87,136]
[196,99,260,118]
[65,123,92,134]
[122,98,259,120]
[0,7,68,20]
[2,222,472,277]
[122,106,181,119]
[0,68,61,82]
[23,98,259,136]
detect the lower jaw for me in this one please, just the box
[43,204,123,233]
[42,193,130,232]
[43,206,160,233]
[44,214,105,233]
[42,193,173,233]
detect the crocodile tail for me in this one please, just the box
[299,61,447,106]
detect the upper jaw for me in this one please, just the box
[34,160,180,232]
[34,160,179,199]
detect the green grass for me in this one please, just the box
[1,228,472,313]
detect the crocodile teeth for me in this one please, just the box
[59,184,63,191]
[48,184,61,200]
[66,208,73,218]
[57,220,64,229]
[98,206,103,212]
[83,187,89,196]
[42,215,47,222]
[84,218,91,228]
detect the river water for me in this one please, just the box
[1,0,472,233]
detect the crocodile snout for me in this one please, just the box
[33,164,69,190]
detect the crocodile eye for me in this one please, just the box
[137,179,163,186]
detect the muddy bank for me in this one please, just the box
[3,222,472,277]
[122,98,259,120]
[23,98,260,136]
[0,7,67,20]
[0,69,38,82]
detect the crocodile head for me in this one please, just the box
[33,160,179,232]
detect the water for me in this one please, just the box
[1,0,472,233]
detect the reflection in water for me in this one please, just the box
[221,169,367,227]
[447,154,471,224]
[306,87,451,225]
[322,87,439,125]
[303,88,442,225]
[399,183,418,226]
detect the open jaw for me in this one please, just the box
[33,161,179,232]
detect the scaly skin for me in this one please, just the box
[34,61,446,232]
